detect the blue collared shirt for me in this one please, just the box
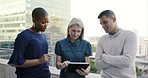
[55,38,92,78]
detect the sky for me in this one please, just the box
[71,0,148,37]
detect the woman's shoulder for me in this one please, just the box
[58,38,67,42]
[80,39,90,44]
[56,38,67,44]
[82,39,89,42]
[16,29,36,40]
[17,29,29,37]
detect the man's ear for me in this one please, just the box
[112,16,116,22]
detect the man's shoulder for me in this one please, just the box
[122,29,136,36]
[100,34,109,38]
[120,29,137,40]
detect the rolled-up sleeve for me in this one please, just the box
[8,34,27,65]
[55,41,62,56]
[85,42,92,56]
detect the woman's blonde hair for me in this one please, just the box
[67,18,84,39]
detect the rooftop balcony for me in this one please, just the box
[0,48,148,78]
[0,48,100,78]
[0,59,101,78]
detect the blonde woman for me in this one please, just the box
[55,18,92,78]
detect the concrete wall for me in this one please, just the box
[0,59,100,78]
[0,59,16,78]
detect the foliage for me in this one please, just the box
[92,44,96,52]
[136,65,142,77]
[90,59,97,73]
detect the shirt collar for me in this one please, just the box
[108,28,122,38]
[66,37,81,46]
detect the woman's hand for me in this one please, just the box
[38,54,51,64]
[61,61,70,69]
[76,68,89,76]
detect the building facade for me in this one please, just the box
[0,0,71,66]
[0,0,71,49]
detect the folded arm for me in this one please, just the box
[101,32,137,68]
[95,39,113,71]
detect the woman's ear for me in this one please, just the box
[32,18,35,23]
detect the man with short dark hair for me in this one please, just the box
[95,10,137,78]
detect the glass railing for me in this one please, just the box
[0,48,148,78]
